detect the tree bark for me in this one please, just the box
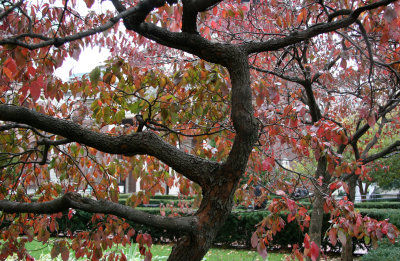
[166,48,258,261]
[168,168,239,260]
[341,175,357,261]
[308,156,329,261]
[358,180,369,202]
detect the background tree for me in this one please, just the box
[369,154,400,191]
[0,0,400,260]
[247,30,400,259]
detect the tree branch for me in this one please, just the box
[181,0,222,33]
[0,105,220,187]
[0,0,23,21]
[241,0,396,55]
[0,192,197,233]
[363,140,400,164]
[0,0,171,50]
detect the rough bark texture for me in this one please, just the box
[308,157,328,261]
[341,175,358,261]
[166,47,258,261]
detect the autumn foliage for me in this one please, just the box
[1,0,400,260]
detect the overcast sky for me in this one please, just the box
[54,46,110,81]
[54,1,113,81]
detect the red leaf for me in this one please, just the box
[251,232,259,248]
[30,76,45,100]
[310,242,319,261]
[4,57,17,73]
[85,0,94,8]
[139,246,146,255]
[143,233,152,248]
[262,157,274,172]
[256,95,264,107]
[304,233,310,249]
[61,248,69,261]
[167,177,174,187]
[338,229,347,245]
[329,228,337,246]
[257,241,268,260]
[297,9,305,24]
[144,251,152,261]
[287,213,296,223]
[27,66,36,76]
[286,198,296,213]
[51,244,59,259]
[119,252,127,261]
[127,228,135,238]
[68,209,74,220]
[2,67,13,80]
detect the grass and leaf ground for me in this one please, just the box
[6,240,286,261]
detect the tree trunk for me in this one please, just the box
[309,191,325,257]
[341,175,357,261]
[358,180,369,202]
[168,49,258,261]
[168,167,240,260]
[308,156,329,261]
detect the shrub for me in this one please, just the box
[357,208,400,228]
[355,202,400,209]
[361,238,400,261]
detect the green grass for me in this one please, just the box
[10,240,286,260]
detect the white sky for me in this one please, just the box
[54,46,110,81]
[53,0,114,81]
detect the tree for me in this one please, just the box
[0,0,399,260]
[370,153,400,191]
[248,25,400,259]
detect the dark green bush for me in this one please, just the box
[53,206,400,251]
[15,197,397,252]
[116,194,194,207]
[358,208,400,228]
[150,195,194,200]
[355,202,400,209]
[361,238,400,261]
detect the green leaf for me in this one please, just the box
[364,235,370,245]
[89,66,101,87]
[115,110,126,123]
[161,108,169,121]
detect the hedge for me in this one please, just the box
[361,238,400,261]
[51,207,400,251]
[33,194,400,209]
[18,196,400,251]
[354,202,400,209]
[357,208,400,228]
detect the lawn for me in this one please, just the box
[4,240,286,260]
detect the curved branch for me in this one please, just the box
[242,0,396,55]
[0,105,220,187]
[0,0,171,50]
[0,192,197,233]
[181,0,222,33]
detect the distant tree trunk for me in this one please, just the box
[308,156,329,261]
[341,175,357,261]
[358,179,369,202]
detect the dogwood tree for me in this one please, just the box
[0,0,400,260]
